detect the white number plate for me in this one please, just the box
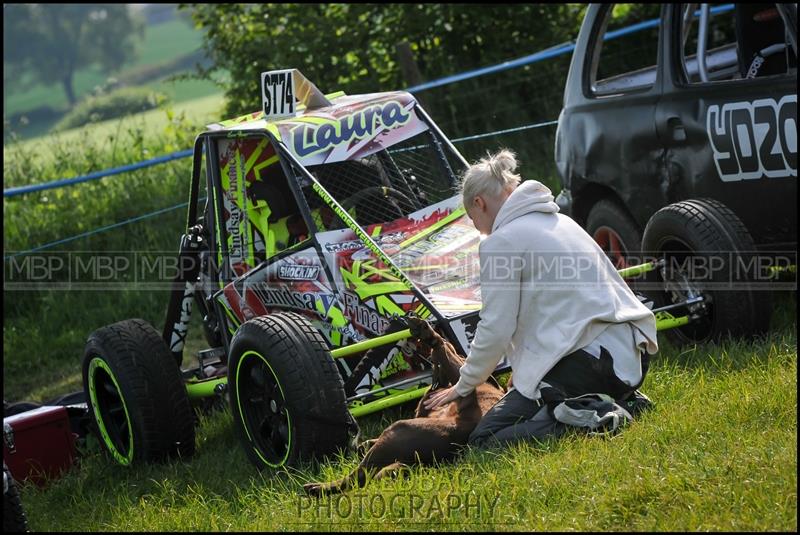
[261,70,296,120]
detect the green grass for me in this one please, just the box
[10,294,797,531]
[3,92,224,185]
[35,91,223,151]
[5,66,109,121]
[132,18,205,69]
[149,76,225,105]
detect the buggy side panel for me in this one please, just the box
[216,135,319,278]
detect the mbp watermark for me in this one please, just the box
[476,249,796,291]
[3,251,205,291]
[3,249,795,292]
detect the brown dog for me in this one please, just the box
[303,317,505,495]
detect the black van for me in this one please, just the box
[554,3,796,344]
[555,3,796,267]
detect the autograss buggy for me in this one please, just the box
[82,70,734,470]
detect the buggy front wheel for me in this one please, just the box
[228,312,355,471]
[82,319,196,466]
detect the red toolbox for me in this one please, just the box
[3,405,77,486]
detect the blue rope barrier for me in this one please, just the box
[405,45,576,94]
[3,200,192,261]
[451,120,559,143]
[2,4,733,200]
[389,119,558,154]
[3,148,194,198]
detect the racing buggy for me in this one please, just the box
[81,69,744,470]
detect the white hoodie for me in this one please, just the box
[453,180,658,400]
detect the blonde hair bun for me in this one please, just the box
[460,148,521,206]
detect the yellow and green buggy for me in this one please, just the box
[81,70,759,471]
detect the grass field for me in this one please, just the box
[4,18,206,117]
[11,293,798,531]
[3,70,796,531]
[4,14,220,140]
[5,92,225,166]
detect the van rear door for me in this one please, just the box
[655,3,797,250]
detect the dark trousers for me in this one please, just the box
[467,346,650,448]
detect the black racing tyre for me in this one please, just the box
[82,319,196,466]
[3,463,29,532]
[642,198,772,345]
[228,312,355,471]
[586,198,643,269]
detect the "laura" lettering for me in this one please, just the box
[292,100,411,158]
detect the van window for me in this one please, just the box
[590,4,663,95]
[680,3,797,84]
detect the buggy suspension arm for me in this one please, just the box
[162,224,206,366]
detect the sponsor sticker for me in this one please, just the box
[706,95,797,181]
[278,264,321,281]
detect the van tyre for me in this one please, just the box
[82,319,196,466]
[642,198,772,345]
[586,198,643,269]
[228,312,355,471]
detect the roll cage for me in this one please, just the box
[170,97,475,374]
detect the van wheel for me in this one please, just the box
[587,199,642,269]
[642,198,772,345]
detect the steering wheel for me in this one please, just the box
[330,186,417,229]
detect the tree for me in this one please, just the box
[3,4,144,106]
[182,4,587,118]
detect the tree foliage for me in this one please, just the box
[184,4,588,117]
[3,4,144,106]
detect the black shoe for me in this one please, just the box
[618,390,653,418]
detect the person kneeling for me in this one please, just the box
[423,149,658,447]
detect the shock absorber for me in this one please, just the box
[162,224,206,366]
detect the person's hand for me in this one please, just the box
[423,385,461,410]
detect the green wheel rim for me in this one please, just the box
[87,357,134,466]
[235,350,293,468]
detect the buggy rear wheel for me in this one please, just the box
[82,319,195,466]
[3,463,29,533]
[228,312,356,471]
